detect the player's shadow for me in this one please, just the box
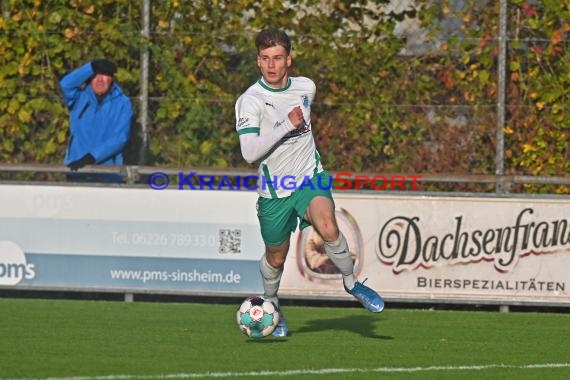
[246,338,289,344]
[295,314,393,340]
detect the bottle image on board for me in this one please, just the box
[295,208,363,282]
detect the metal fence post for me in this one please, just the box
[139,0,150,165]
[496,0,508,193]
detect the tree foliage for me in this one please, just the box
[0,0,568,192]
[505,0,569,192]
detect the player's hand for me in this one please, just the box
[68,153,96,171]
[288,106,305,129]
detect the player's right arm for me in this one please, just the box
[59,62,95,110]
[235,94,297,164]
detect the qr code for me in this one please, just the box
[219,229,242,254]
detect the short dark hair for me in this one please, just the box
[255,28,291,54]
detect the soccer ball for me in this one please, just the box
[236,296,280,338]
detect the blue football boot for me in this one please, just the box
[272,309,288,337]
[345,279,384,313]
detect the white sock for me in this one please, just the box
[259,255,283,308]
[324,232,356,290]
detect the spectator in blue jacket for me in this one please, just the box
[60,59,132,180]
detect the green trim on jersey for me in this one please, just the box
[262,164,278,198]
[237,127,260,135]
[257,77,292,92]
[314,151,321,175]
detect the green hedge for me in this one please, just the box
[0,0,568,192]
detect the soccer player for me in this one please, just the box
[235,28,384,337]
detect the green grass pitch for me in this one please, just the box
[0,297,569,379]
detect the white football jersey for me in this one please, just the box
[235,76,324,198]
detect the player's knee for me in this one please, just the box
[266,255,286,268]
[265,247,288,268]
[316,223,339,243]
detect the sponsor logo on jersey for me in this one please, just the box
[283,120,311,140]
[237,117,249,128]
[274,119,286,129]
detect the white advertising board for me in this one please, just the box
[0,184,264,294]
[283,193,570,306]
[0,184,568,306]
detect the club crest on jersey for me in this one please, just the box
[301,95,310,108]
